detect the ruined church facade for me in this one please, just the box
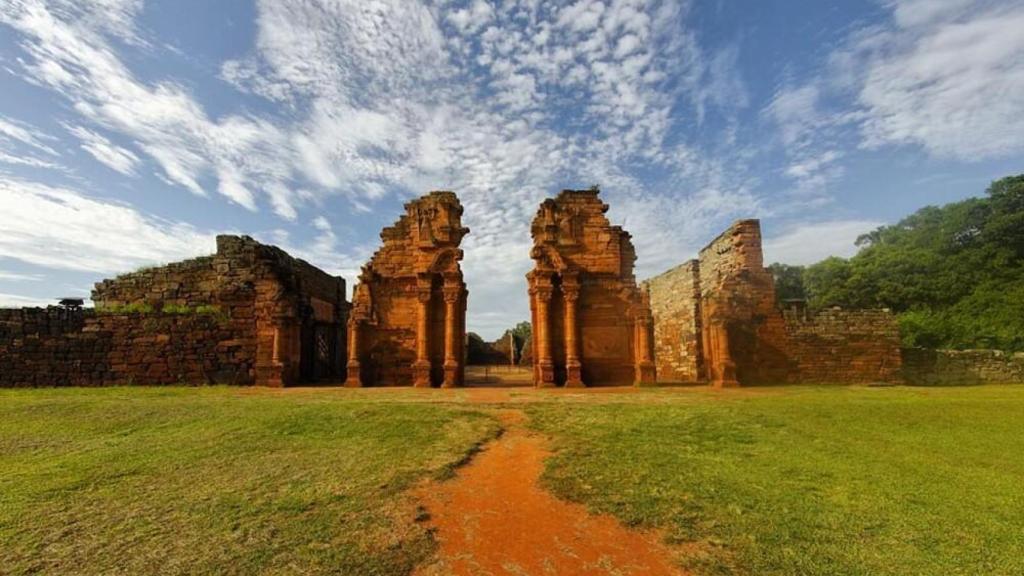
[526,189,656,387]
[346,191,469,387]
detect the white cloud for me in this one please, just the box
[1,0,761,338]
[853,0,1024,160]
[0,115,58,155]
[0,0,300,216]
[0,176,217,273]
[763,219,883,265]
[0,270,43,281]
[765,84,822,148]
[65,125,140,175]
[0,292,55,308]
[0,151,61,169]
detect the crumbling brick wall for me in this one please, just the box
[0,308,250,386]
[649,219,903,386]
[901,348,1024,385]
[783,306,902,383]
[646,260,702,382]
[1,235,347,387]
[697,220,789,386]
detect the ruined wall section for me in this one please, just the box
[2,235,347,388]
[646,260,702,382]
[901,348,1024,385]
[784,307,902,383]
[0,308,250,387]
[698,220,789,386]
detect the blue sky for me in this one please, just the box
[0,0,1021,338]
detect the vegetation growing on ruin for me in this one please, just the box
[0,387,499,576]
[95,302,155,314]
[95,303,224,317]
[770,174,1024,351]
[528,386,1024,576]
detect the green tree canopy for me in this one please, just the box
[770,175,1024,351]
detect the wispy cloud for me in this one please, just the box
[763,219,883,265]
[64,125,140,176]
[0,176,217,273]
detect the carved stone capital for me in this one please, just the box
[562,286,580,303]
[534,286,554,302]
[442,286,461,304]
[415,288,433,303]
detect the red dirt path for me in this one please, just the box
[414,410,685,576]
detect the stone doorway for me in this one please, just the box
[300,322,340,382]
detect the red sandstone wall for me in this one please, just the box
[698,220,789,385]
[0,308,251,387]
[646,260,703,382]
[901,348,1023,385]
[1,235,347,388]
[651,219,903,386]
[783,307,902,383]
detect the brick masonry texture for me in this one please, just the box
[0,235,348,387]
[527,188,655,387]
[647,219,902,386]
[647,260,702,382]
[901,348,1024,385]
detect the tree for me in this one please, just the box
[798,174,1024,351]
[768,263,806,303]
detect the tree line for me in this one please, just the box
[769,175,1024,352]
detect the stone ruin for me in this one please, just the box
[647,219,902,386]
[526,188,656,387]
[1,189,911,390]
[0,235,348,387]
[346,191,469,387]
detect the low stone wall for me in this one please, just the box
[784,308,902,384]
[901,348,1024,385]
[0,308,252,387]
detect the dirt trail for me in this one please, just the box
[414,409,685,576]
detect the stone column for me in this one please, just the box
[345,317,363,387]
[442,281,461,388]
[711,322,739,388]
[272,326,282,365]
[412,279,433,388]
[562,276,584,387]
[634,313,657,386]
[534,280,556,387]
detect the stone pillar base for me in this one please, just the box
[413,360,432,388]
[255,364,285,387]
[565,361,585,387]
[442,361,460,388]
[344,362,363,387]
[711,360,739,388]
[536,361,556,387]
[634,361,656,387]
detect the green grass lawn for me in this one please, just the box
[528,386,1024,575]
[3,385,1022,576]
[0,387,498,575]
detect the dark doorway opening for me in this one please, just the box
[300,321,341,383]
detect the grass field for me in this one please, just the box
[528,386,1024,575]
[2,385,1023,575]
[0,387,499,575]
